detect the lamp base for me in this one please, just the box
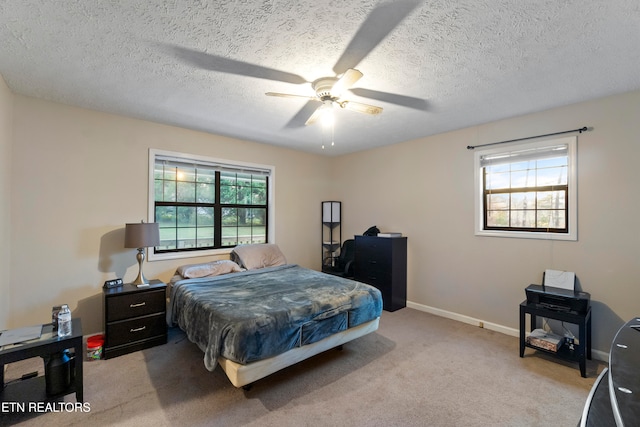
[132,248,150,286]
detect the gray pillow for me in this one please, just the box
[176,260,243,279]
[231,244,287,270]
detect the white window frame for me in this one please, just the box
[148,148,276,261]
[473,136,577,241]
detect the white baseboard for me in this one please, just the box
[406,300,609,362]
[591,349,609,363]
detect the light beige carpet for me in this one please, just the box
[2,308,602,426]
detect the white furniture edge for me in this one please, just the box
[218,317,380,387]
[580,367,609,427]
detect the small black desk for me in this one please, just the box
[0,318,83,403]
[520,301,591,377]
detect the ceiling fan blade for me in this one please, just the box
[331,69,363,98]
[332,0,421,74]
[349,88,429,111]
[284,100,323,128]
[339,100,383,115]
[305,104,326,126]
[266,92,317,101]
[170,45,307,85]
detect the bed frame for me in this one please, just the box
[218,317,379,388]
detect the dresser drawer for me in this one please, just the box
[357,267,390,285]
[106,288,166,322]
[106,313,166,347]
[356,241,390,261]
[358,257,390,274]
[359,274,392,299]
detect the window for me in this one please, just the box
[474,136,577,240]
[148,149,274,260]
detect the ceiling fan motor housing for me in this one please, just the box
[313,77,339,100]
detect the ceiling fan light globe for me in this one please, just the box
[321,109,335,128]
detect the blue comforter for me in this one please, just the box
[168,264,382,371]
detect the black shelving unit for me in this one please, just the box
[321,201,341,272]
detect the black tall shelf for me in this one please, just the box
[321,201,341,272]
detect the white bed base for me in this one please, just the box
[218,317,380,388]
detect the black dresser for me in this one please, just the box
[103,280,167,359]
[354,235,407,311]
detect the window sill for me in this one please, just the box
[148,247,233,262]
[475,229,577,241]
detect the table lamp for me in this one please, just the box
[124,221,160,286]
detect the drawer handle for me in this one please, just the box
[130,326,146,333]
[368,260,378,264]
[130,302,146,308]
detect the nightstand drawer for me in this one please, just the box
[106,313,166,347]
[106,288,166,322]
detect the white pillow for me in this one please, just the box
[231,244,287,270]
[176,260,243,279]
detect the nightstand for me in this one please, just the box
[103,280,167,359]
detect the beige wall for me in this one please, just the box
[6,87,640,356]
[333,90,640,354]
[9,95,332,333]
[0,75,12,330]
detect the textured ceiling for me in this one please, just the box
[1,0,639,156]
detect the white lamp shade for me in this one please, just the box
[322,202,341,222]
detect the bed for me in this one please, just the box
[167,243,383,388]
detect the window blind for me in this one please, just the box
[479,144,568,167]
[154,155,271,176]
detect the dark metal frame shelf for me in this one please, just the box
[321,201,341,273]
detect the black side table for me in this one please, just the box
[520,301,591,377]
[0,318,83,402]
[103,280,167,359]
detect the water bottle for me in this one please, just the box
[57,304,72,337]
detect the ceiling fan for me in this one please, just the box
[170,0,424,128]
[265,68,383,125]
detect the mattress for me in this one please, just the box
[168,264,382,371]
